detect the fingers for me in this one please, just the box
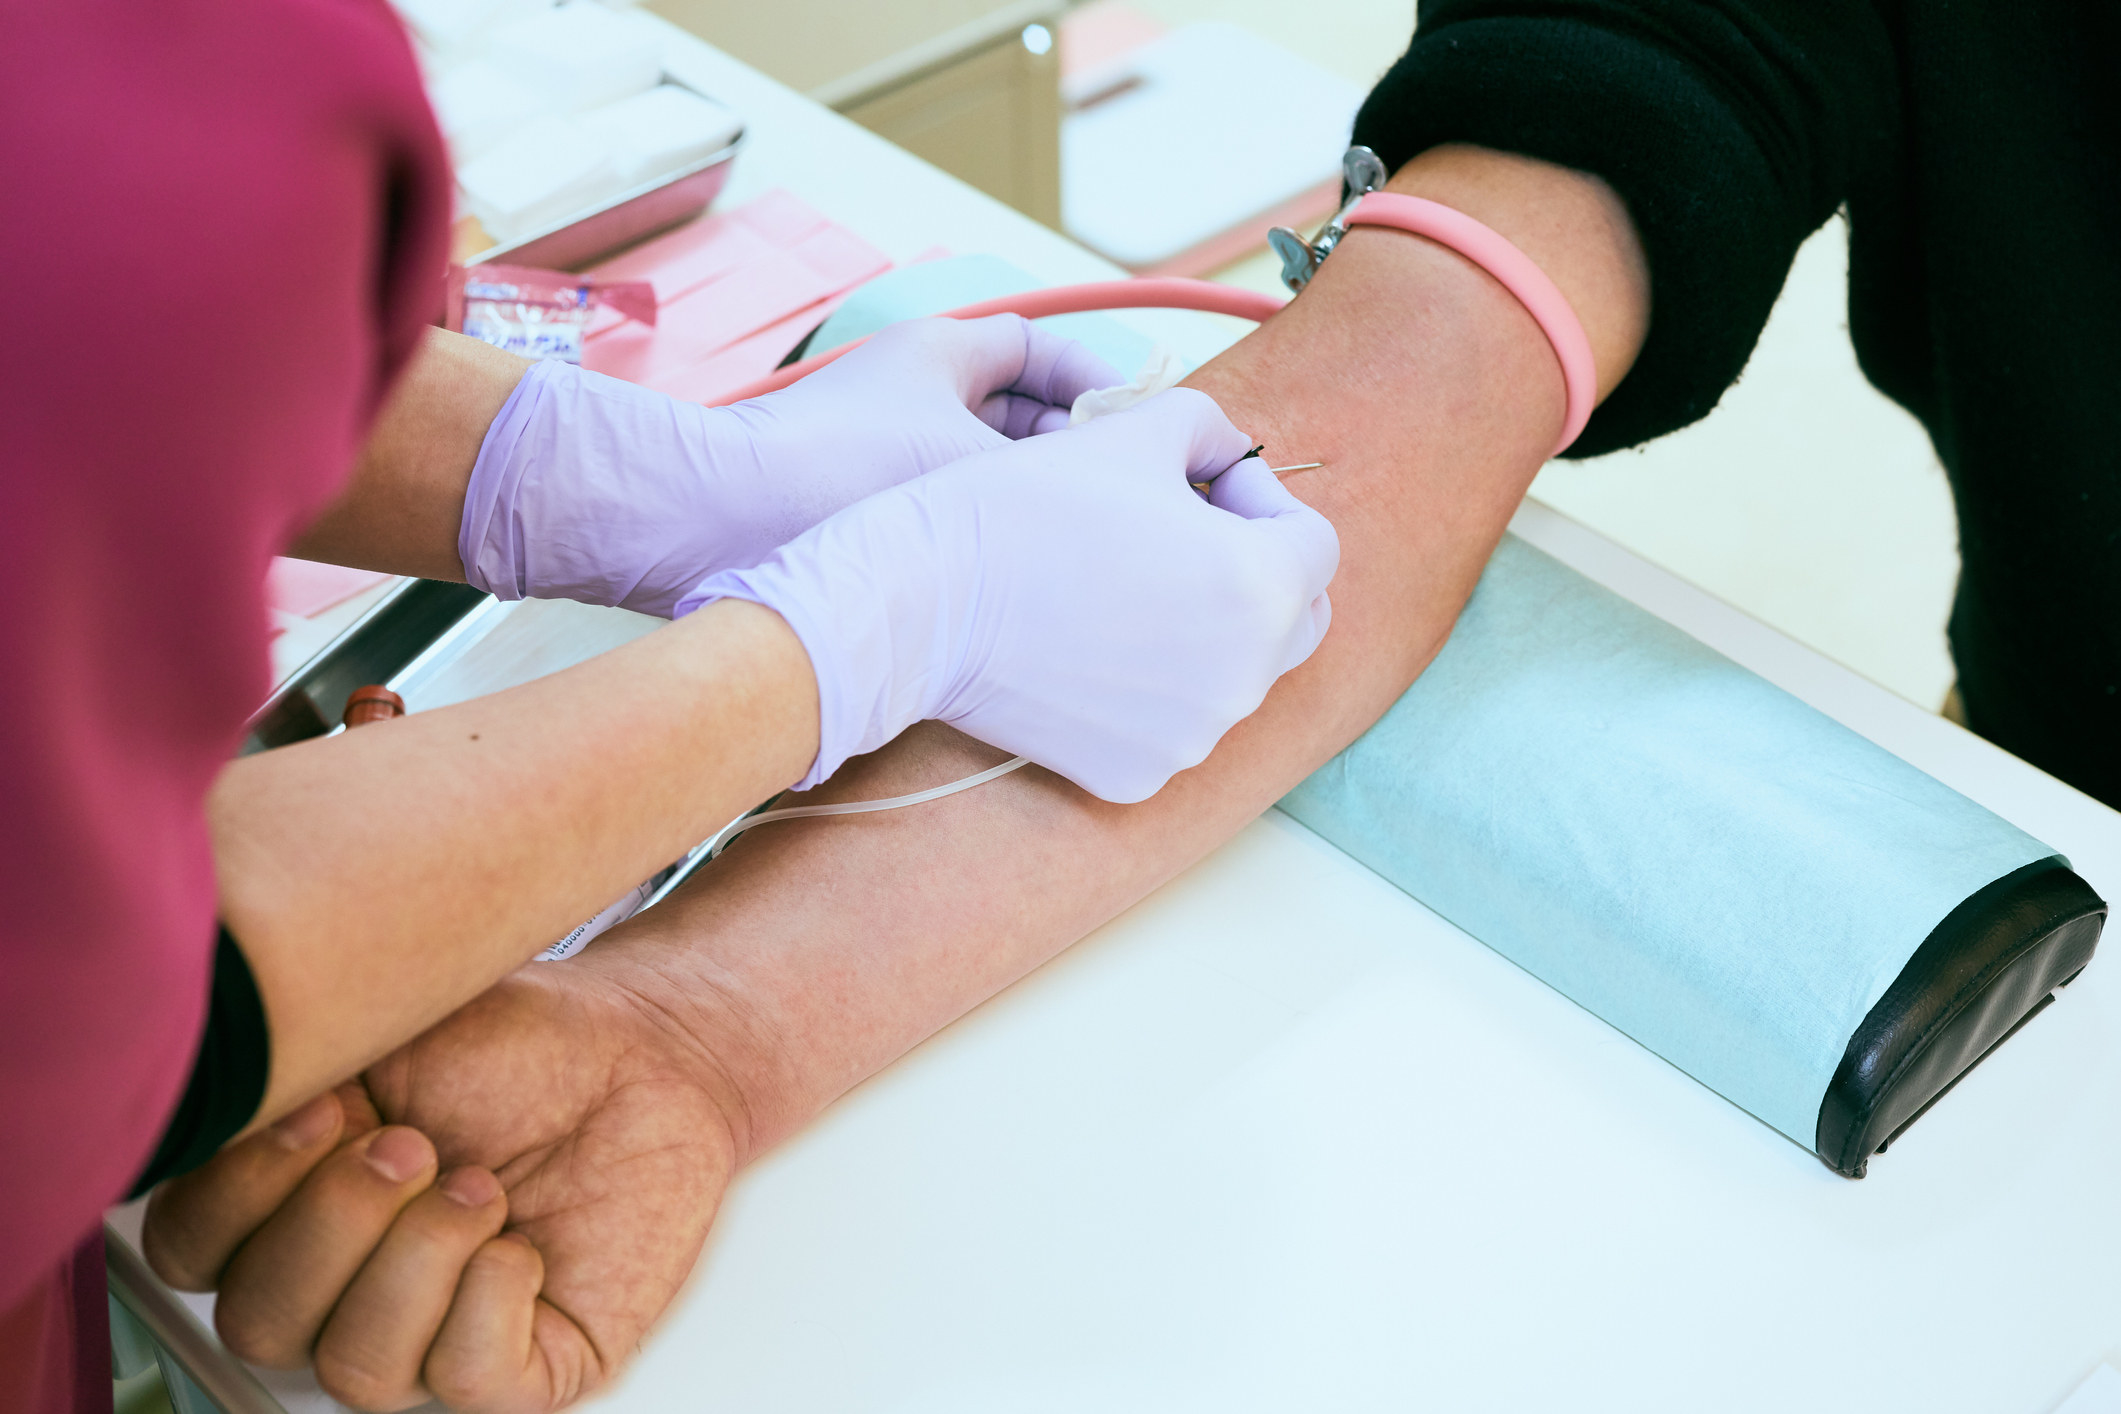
[144,1087,355,1291]
[1087,386,1256,483]
[1002,319,1126,412]
[424,1234,567,1414]
[1207,455,1342,597]
[839,312,1127,438]
[214,1125,439,1368]
[976,391,1076,439]
[1203,454,1338,674]
[1200,451,1288,519]
[310,1167,510,1412]
[929,315,1123,434]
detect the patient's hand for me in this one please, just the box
[143,953,753,1412]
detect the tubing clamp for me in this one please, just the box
[1268,145,1389,293]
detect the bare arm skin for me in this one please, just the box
[288,329,529,580]
[231,302,1148,1123]
[612,143,1652,1155]
[214,597,818,1130]
[145,146,1649,1411]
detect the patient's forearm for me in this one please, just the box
[589,146,1650,1162]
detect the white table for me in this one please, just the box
[110,15,2121,1413]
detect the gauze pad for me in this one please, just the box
[1069,345,1185,424]
[579,85,743,188]
[456,114,619,242]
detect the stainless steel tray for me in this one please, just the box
[244,578,489,754]
[466,81,745,273]
[245,579,669,751]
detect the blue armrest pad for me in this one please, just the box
[817,253,2054,1147]
[1279,535,2053,1144]
[808,254,1162,380]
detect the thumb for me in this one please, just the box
[1081,386,1253,483]
[1012,321,1128,410]
[1207,455,1342,599]
[977,392,1078,439]
[946,314,1125,426]
[1203,452,1289,519]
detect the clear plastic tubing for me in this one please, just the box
[702,755,1030,860]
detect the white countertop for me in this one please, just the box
[112,14,2121,1413]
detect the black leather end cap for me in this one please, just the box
[1815,857,2105,1179]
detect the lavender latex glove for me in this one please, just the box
[676,389,1339,804]
[459,315,1122,616]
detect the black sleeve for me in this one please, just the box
[1352,0,1900,456]
[128,927,271,1196]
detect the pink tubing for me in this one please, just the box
[710,223,1593,457]
[708,278,1286,406]
[1344,192,1596,456]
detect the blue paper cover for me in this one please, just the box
[1279,535,2055,1144]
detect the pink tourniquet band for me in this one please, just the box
[711,279,1285,406]
[1344,192,1597,456]
[711,209,1595,457]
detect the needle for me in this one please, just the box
[1196,449,1323,493]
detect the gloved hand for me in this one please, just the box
[459,316,1121,617]
[678,388,1339,804]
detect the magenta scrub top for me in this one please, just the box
[0,2,447,1406]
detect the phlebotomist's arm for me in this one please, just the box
[166,269,1310,1161]
[202,338,1337,1147]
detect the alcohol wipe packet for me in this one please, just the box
[446,262,656,363]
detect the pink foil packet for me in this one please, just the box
[445,263,657,364]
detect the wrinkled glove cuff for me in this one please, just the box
[458,359,560,599]
[677,551,920,794]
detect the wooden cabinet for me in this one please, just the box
[647,0,1064,225]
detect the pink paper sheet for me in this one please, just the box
[582,197,890,395]
[265,557,392,619]
[268,195,892,636]
[590,187,830,305]
[646,300,846,404]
